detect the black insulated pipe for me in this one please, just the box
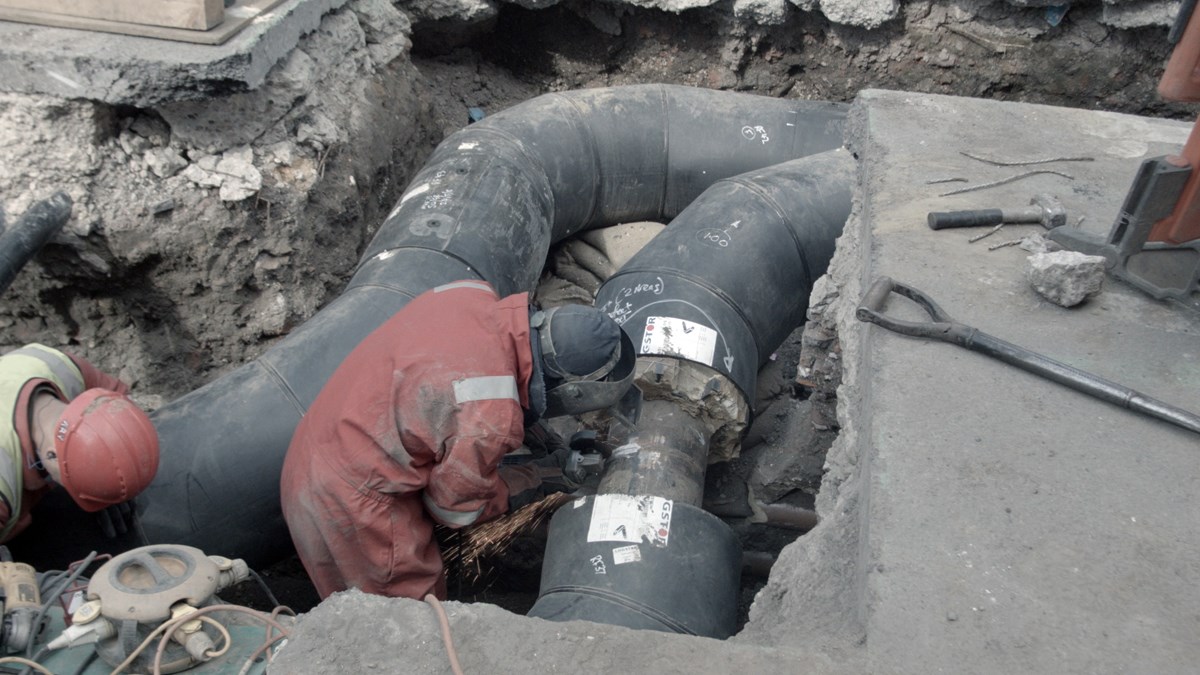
[596,149,855,405]
[9,86,847,572]
[0,192,72,296]
[529,149,855,638]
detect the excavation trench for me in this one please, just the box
[21,84,852,636]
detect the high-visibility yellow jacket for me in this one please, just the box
[0,344,126,542]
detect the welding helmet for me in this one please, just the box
[528,304,636,418]
[53,389,160,512]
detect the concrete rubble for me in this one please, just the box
[1026,250,1108,307]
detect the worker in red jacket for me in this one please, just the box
[280,280,635,600]
[0,344,160,542]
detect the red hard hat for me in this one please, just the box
[53,389,160,513]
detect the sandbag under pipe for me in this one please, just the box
[8,86,848,570]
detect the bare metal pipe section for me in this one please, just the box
[598,399,712,506]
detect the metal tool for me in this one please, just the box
[1048,1,1200,306]
[927,193,1066,230]
[0,559,42,653]
[856,276,1200,436]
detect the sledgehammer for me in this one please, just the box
[927,193,1066,230]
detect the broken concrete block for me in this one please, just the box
[215,146,262,202]
[144,148,188,179]
[181,163,222,189]
[248,288,289,337]
[116,129,151,158]
[734,0,789,24]
[1027,250,1106,307]
[790,0,899,28]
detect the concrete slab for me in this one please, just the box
[0,0,347,106]
[844,90,1200,673]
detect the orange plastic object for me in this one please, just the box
[1152,4,1200,243]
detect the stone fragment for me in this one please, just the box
[789,0,899,28]
[248,288,289,337]
[215,146,262,202]
[734,0,789,24]
[1018,232,1061,254]
[116,129,151,157]
[1026,250,1106,307]
[129,115,170,147]
[144,148,188,178]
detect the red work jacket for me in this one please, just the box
[280,280,537,599]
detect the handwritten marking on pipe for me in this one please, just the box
[741,125,771,145]
[600,277,665,325]
[697,220,741,248]
[421,189,455,210]
[457,141,479,150]
[590,555,607,575]
[392,183,432,219]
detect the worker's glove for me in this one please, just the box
[532,446,584,494]
[501,446,585,512]
[522,421,567,459]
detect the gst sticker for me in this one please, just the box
[640,316,718,367]
[586,494,673,548]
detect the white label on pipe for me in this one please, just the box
[639,316,717,367]
[586,494,673,548]
[612,545,642,565]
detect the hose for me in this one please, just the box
[424,595,465,675]
[0,192,72,296]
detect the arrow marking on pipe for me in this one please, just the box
[622,299,735,372]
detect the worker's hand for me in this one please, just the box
[533,446,583,493]
[501,447,582,513]
[523,421,567,459]
[500,464,550,512]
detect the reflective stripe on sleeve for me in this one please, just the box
[7,346,84,398]
[422,492,484,527]
[453,375,518,404]
[433,281,494,294]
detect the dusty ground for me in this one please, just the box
[0,0,1190,627]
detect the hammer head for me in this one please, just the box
[1030,193,1067,228]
